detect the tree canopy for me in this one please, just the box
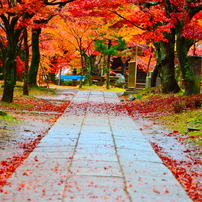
[0,0,201,102]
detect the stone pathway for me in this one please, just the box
[0,91,192,201]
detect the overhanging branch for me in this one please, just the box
[45,0,75,6]
[108,9,145,31]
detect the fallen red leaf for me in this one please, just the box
[153,189,160,194]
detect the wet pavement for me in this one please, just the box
[0,91,192,201]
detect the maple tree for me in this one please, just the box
[0,0,201,102]
[143,0,202,94]
[67,1,176,92]
[28,0,77,87]
[55,14,100,88]
[23,28,29,95]
[36,0,133,88]
[39,32,74,85]
[0,1,28,102]
[175,1,202,94]
[55,0,201,93]
[110,2,181,93]
[28,27,42,87]
[44,8,129,88]
[65,2,137,89]
[109,1,202,94]
[0,0,75,103]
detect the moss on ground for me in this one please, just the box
[135,88,202,146]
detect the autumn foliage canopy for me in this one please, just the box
[0,0,201,102]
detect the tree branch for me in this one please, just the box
[0,22,6,32]
[0,14,9,31]
[189,4,202,18]
[44,0,75,6]
[108,9,145,31]
[0,38,6,52]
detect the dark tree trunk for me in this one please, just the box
[189,56,202,94]
[23,28,29,95]
[151,42,162,87]
[0,15,25,103]
[48,73,56,84]
[1,52,16,102]
[106,40,112,89]
[1,25,20,102]
[151,65,160,87]
[0,41,6,80]
[79,49,85,88]
[85,54,96,86]
[160,30,180,93]
[176,36,196,95]
[28,28,41,87]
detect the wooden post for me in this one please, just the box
[128,61,137,90]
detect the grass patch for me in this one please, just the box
[0,81,57,98]
[0,111,18,123]
[75,84,125,92]
[158,109,202,132]
[29,87,56,96]
[0,100,30,110]
[128,87,202,146]
[158,108,202,145]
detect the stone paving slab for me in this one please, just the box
[0,91,192,202]
[63,176,129,202]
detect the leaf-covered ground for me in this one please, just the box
[120,92,202,202]
[0,94,70,189]
[0,87,201,201]
[1,96,68,112]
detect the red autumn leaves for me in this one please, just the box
[0,94,201,201]
[0,96,70,190]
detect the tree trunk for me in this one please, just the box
[176,36,196,94]
[1,50,16,102]
[161,57,180,93]
[48,73,56,84]
[79,50,85,88]
[189,56,202,94]
[89,55,96,86]
[151,42,162,87]
[151,65,160,87]
[85,55,96,86]
[28,28,41,87]
[160,30,180,93]
[0,42,6,80]
[106,40,112,89]
[84,54,91,86]
[1,26,19,103]
[23,28,29,95]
